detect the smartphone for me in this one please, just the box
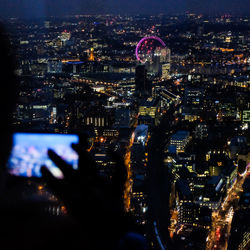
[7,132,79,178]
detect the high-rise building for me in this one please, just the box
[150,55,161,73]
[160,48,171,63]
[135,65,151,97]
[160,48,171,79]
[138,97,160,126]
[228,177,250,250]
[161,63,171,80]
[130,125,148,226]
[60,31,71,42]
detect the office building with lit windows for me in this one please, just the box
[242,110,250,123]
[138,98,160,126]
[176,179,211,228]
[184,87,204,106]
[169,131,191,153]
[228,177,250,250]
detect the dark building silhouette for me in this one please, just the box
[135,65,151,97]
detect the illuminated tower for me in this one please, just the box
[60,30,71,46]
[161,63,171,80]
[60,30,71,42]
[161,48,171,80]
[88,48,95,61]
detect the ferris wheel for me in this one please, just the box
[135,36,167,64]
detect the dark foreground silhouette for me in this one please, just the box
[0,24,147,250]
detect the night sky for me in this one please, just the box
[0,0,249,19]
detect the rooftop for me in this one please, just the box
[141,97,158,107]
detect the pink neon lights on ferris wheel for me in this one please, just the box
[136,36,166,62]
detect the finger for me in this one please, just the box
[41,166,60,193]
[71,143,98,179]
[48,149,74,179]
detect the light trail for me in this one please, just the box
[124,132,135,211]
[206,163,250,250]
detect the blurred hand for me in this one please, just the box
[41,143,134,249]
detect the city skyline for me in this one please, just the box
[0,0,250,19]
[0,7,249,250]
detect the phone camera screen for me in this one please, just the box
[8,133,79,178]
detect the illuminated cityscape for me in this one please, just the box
[1,9,250,250]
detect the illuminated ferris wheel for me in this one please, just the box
[135,36,167,64]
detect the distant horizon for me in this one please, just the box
[0,0,249,20]
[1,12,250,22]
